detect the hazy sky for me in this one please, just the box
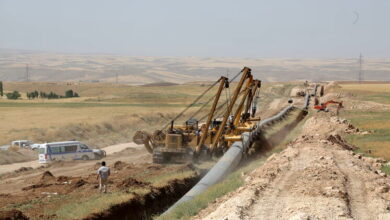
[0,0,389,58]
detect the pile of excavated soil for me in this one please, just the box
[117,177,150,188]
[193,115,390,220]
[113,161,127,170]
[41,171,55,181]
[0,209,29,220]
[324,81,341,92]
[0,160,197,219]
[320,92,390,112]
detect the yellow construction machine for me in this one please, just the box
[133,67,261,163]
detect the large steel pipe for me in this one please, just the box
[163,95,310,215]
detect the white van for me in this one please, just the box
[38,141,106,163]
[11,140,33,148]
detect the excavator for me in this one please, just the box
[133,67,262,163]
[314,100,343,114]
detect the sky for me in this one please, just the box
[0,0,389,58]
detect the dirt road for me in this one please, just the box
[0,142,149,194]
[194,115,390,220]
[0,142,140,175]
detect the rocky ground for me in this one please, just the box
[193,114,390,220]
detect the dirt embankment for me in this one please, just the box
[0,148,38,166]
[0,159,199,220]
[85,176,198,220]
[0,142,141,175]
[193,114,390,220]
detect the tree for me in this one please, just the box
[6,91,21,100]
[0,81,3,97]
[48,92,59,99]
[65,89,74,98]
[40,91,46,98]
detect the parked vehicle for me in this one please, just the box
[11,140,33,148]
[38,141,106,163]
[0,145,10,151]
[30,143,41,150]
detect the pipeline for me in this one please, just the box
[164,95,311,214]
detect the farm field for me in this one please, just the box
[0,81,296,150]
[336,83,390,161]
[2,50,390,83]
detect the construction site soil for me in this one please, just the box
[0,144,199,219]
[192,113,390,220]
[2,82,390,220]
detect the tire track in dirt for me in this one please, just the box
[333,151,372,220]
[246,149,300,220]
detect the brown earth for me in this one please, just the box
[0,156,197,219]
[193,114,390,220]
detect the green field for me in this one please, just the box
[338,83,390,162]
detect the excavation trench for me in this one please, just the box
[83,175,200,220]
[86,100,310,219]
[164,105,309,215]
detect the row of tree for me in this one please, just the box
[27,90,79,99]
[1,81,20,100]
[0,82,80,100]
[6,91,21,100]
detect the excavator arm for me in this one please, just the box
[314,100,343,111]
[210,67,252,153]
[133,130,155,153]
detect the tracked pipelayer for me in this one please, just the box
[133,67,262,163]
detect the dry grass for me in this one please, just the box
[341,84,390,93]
[339,83,390,160]
[0,81,293,146]
[50,193,135,220]
[0,148,38,165]
[338,83,390,104]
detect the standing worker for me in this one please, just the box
[96,161,110,193]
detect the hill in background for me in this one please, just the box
[1,49,390,84]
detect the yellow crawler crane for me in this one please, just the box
[133,67,261,163]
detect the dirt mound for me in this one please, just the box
[290,87,305,97]
[41,171,55,181]
[324,81,341,92]
[0,193,10,198]
[72,179,87,188]
[56,176,69,182]
[194,115,390,220]
[22,183,53,191]
[117,177,150,188]
[114,161,126,170]
[14,167,33,173]
[302,116,357,138]
[321,92,342,101]
[326,134,357,151]
[146,164,163,170]
[0,209,29,220]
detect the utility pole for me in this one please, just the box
[358,53,363,83]
[116,72,118,84]
[26,64,29,82]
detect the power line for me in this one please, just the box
[358,53,363,83]
[26,64,29,82]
